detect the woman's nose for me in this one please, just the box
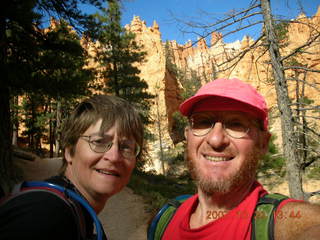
[102,142,122,162]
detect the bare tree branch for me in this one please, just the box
[284,66,320,73]
[281,32,320,62]
[216,34,265,72]
[287,78,320,92]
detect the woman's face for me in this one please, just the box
[65,119,137,205]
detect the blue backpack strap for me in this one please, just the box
[1,181,106,240]
[251,193,288,240]
[147,194,192,240]
[22,181,106,240]
[1,181,87,240]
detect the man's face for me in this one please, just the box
[185,111,269,196]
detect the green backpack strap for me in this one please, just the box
[147,194,192,240]
[147,193,288,240]
[251,193,288,240]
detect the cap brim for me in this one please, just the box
[179,95,267,127]
[180,94,214,116]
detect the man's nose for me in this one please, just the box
[205,122,230,150]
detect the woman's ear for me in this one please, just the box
[64,147,73,164]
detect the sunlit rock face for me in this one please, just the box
[85,9,320,173]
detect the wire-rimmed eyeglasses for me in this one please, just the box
[189,112,251,139]
[80,134,140,159]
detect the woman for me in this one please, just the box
[0,95,144,240]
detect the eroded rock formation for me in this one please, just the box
[122,9,320,173]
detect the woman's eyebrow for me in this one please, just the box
[89,132,104,136]
[88,132,113,138]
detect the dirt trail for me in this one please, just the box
[101,187,149,240]
[261,177,320,204]
[14,157,149,240]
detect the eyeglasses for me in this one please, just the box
[189,112,250,139]
[80,135,140,159]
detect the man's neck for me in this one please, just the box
[190,180,255,229]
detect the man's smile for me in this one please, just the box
[204,155,232,162]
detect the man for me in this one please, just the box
[156,78,320,239]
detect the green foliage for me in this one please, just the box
[298,122,320,170]
[274,21,289,43]
[300,96,314,105]
[1,0,105,185]
[10,97,23,129]
[180,70,202,100]
[258,135,285,177]
[160,142,185,165]
[128,169,196,214]
[4,1,101,96]
[171,111,188,143]
[164,41,202,144]
[10,19,95,156]
[165,41,179,76]
[164,41,202,101]
[20,94,48,151]
[284,57,303,68]
[93,0,154,127]
[261,20,289,49]
[307,166,320,179]
[31,20,94,98]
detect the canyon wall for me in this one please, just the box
[123,8,320,173]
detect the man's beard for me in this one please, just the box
[186,147,261,196]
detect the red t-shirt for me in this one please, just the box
[162,181,300,240]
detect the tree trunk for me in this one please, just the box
[11,96,19,146]
[156,92,166,175]
[54,99,62,157]
[49,102,54,158]
[260,0,304,199]
[0,14,18,191]
[0,85,17,191]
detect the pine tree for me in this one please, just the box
[94,0,154,124]
[0,0,103,189]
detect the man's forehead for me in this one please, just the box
[191,110,255,120]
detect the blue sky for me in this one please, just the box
[120,0,320,44]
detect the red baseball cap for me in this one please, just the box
[179,78,268,130]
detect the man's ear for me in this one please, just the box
[184,126,190,140]
[260,131,271,155]
[64,147,73,164]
